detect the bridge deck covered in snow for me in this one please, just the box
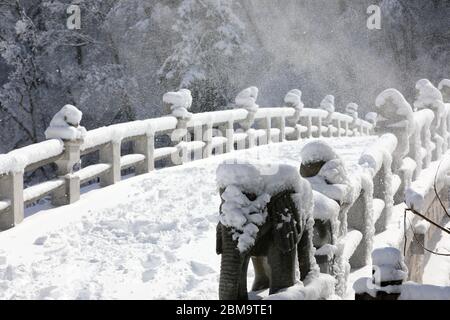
[1,80,450,300]
[0,137,376,299]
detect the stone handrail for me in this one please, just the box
[1,78,448,241]
[0,95,373,231]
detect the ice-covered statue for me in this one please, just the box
[234,86,259,130]
[163,89,193,119]
[345,103,359,121]
[45,105,87,141]
[375,89,415,172]
[284,89,304,126]
[320,95,335,125]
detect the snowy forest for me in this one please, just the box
[0,0,449,155]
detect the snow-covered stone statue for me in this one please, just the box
[345,103,358,120]
[365,112,378,127]
[320,95,335,114]
[345,103,359,135]
[164,89,193,146]
[414,79,446,160]
[284,89,304,126]
[234,86,259,131]
[284,89,304,140]
[163,88,193,120]
[215,160,317,300]
[45,105,86,205]
[299,140,353,296]
[375,89,414,173]
[45,105,87,141]
[319,95,335,125]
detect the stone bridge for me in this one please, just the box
[0,79,450,299]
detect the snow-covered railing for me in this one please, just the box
[0,87,373,232]
[2,77,449,239]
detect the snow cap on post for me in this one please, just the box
[235,86,259,112]
[319,95,335,113]
[300,140,348,184]
[438,79,450,103]
[44,104,87,141]
[284,89,304,110]
[413,79,445,117]
[371,247,408,285]
[345,103,359,120]
[365,112,378,126]
[163,89,193,119]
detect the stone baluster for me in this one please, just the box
[202,122,213,158]
[53,140,82,205]
[0,171,24,231]
[274,115,286,142]
[306,116,313,138]
[335,119,341,138]
[225,120,234,153]
[100,140,121,187]
[317,116,323,138]
[134,127,155,175]
[414,79,446,162]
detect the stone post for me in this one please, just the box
[52,140,82,206]
[274,115,286,142]
[344,121,350,136]
[317,116,323,138]
[375,89,414,175]
[134,131,155,175]
[306,116,313,138]
[202,123,213,158]
[336,120,342,138]
[100,141,121,187]
[225,120,234,153]
[347,188,373,268]
[0,172,24,231]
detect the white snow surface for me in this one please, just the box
[0,137,375,300]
